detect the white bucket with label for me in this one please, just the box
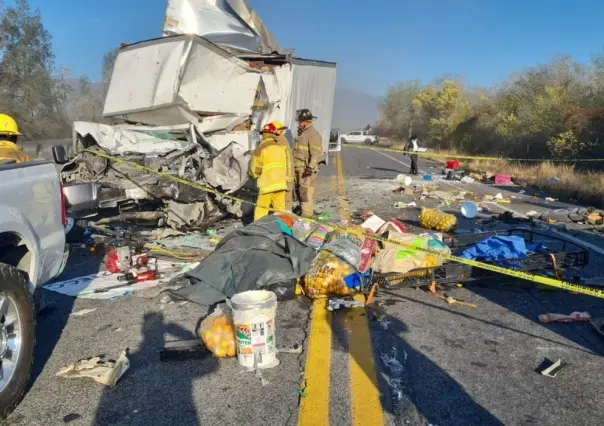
[231,290,279,369]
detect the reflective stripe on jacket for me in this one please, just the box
[293,125,322,171]
[0,140,31,163]
[276,134,294,183]
[250,135,288,194]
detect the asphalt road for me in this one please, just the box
[5,144,604,425]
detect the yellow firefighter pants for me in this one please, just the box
[294,169,317,218]
[254,190,286,221]
[285,182,293,212]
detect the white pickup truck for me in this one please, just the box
[340,130,379,145]
[0,158,68,418]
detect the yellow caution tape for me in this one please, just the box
[345,144,604,163]
[83,148,604,299]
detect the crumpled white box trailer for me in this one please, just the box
[103,34,337,157]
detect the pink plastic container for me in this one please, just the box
[494,174,512,185]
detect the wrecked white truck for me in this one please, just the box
[60,33,338,230]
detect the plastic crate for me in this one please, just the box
[373,228,589,289]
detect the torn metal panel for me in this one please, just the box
[195,114,249,134]
[178,38,262,114]
[202,141,249,192]
[162,0,280,54]
[205,132,252,152]
[165,200,210,229]
[74,122,196,155]
[103,35,262,122]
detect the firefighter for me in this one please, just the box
[0,114,31,163]
[293,109,322,217]
[250,122,288,221]
[271,121,294,211]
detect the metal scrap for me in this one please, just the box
[56,350,130,387]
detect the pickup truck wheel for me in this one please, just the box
[0,263,34,419]
[340,137,347,144]
[364,138,372,144]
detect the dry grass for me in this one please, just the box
[378,138,604,206]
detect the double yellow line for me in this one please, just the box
[298,152,384,426]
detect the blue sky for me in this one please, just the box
[26,0,604,95]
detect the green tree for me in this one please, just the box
[0,0,70,139]
[379,81,424,139]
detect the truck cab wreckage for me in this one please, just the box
[60,0,338,230]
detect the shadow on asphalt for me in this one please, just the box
[31,246,105,385]
[93,311,219,425]
[331,305,503,425]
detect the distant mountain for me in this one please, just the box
[331,88,380,132]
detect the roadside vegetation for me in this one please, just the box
[378,54,604,205]
[0,0,117,140]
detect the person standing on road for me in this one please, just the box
[250,122,288,221]
[293,109,322,217]
[272,121,294,211]
[405,134,420,175]
[0,114,31,163]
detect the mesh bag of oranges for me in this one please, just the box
[301,250,355,299]
[198,305,237,357]
[419,207,457,233]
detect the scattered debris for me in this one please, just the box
[63,413,81,423]
[551,177,561,184]
[394,201,417,208]
[68,308,97,317]
[277,344,303,354]
[420,208,457,232]
[56,349,130,387]
[494,174,512,185]
[160,339,210,362]
[526,210,540,217]
[361,215,386,233]
[45,259,185,299]
[538,312,591,323]
[460,176,474,184]
[461,202,478,219]
[494,193,504,200]
[432,292,477,308]
[539,358,569,378]
[545,197,556,202]
[327,298,365,311]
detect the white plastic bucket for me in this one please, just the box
[231,290,279,369]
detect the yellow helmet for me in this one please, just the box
[270,121,288,136]
[0,114,21,136]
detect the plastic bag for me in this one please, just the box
[292,221,317,242]
[373,231,451,274]
[198,304,237,357]
[302,250,355,299]
[323,239,362,269]
[419,208,457,232]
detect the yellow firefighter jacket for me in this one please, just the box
[0,140,31,163]
[250,135,288,194]
[275,134,294,183]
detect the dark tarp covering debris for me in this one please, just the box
[175,216,316,305]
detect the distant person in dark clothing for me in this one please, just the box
[405,135,420,175]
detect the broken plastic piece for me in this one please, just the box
[56,349,130,387]
[327,298,364,311]
[538,312,591,323]
[540,359,568,377]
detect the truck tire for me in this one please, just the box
[364,138,372,145]
[0,263,35,419]
[341,137,347,144]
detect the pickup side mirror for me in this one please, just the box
[52,145,69,164]
[328,128,341,153]
[329,129,340,143]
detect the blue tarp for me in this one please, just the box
[460,235,527,262]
